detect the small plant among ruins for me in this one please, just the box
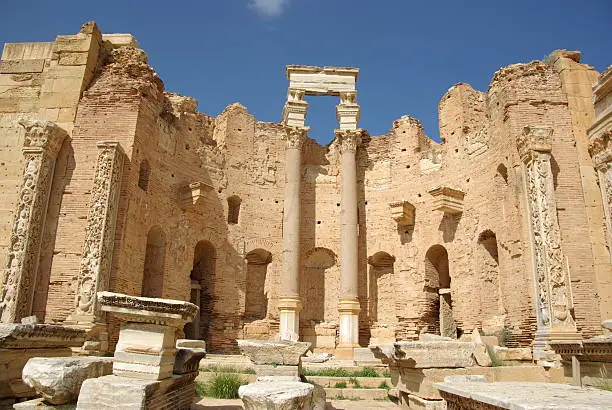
[356,367,379,377]
[303,366,383,378]
[595,366,612,392]
[197,373,247,399]
[199,364,255,374]
[378,381,390,390]
[349,377,361,388]
[334,381,347,388]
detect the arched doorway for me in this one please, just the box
[424,244,456,338]
[184,241,216,343]
[244,248,272,322]
[141,226,166,298]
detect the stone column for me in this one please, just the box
[0,119,67,323]
[517,126,581,362]
[336,129,363,351]
[279,126,308,340]
[69,141,125,327]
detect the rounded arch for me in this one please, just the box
[191,240,216,281]
[425,244,450,289]
[368,251,396,268]
[142,225,166,298]
[138,159,150,191]
[304,247,337,269]
[245,248,272,265]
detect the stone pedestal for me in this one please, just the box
[76,292,199,410]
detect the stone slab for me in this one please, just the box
[22,356,113,404]
[14,397,76,409]
[0,324,85,349]
[76,373,195,409]
[390,365,563,400]
[237,339,311,365]
[0,59,45,74]
[435,381,612,410]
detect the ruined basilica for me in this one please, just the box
[0,22,610,359]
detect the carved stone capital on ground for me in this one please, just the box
[517,125,553,163]
[97,292,198,328]
[334,128,363,153]
[18,118,68,157]
[281,125,309,149]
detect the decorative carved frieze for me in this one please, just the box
[335,129,363,154]
[517,126,576,333]
[428,186,465,214]
[389,201,416,225]
[70,142,124,324]
[0,119,67,323]
[0,323,85,349]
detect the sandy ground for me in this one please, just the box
[192,397,398,409]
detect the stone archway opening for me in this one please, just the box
[424,244,456,338]
[184,240,216,344]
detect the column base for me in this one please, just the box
[338,297,361,348]
[532,327,582,366]
[278,297,302,341]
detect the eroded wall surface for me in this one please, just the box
[0,23,609,352]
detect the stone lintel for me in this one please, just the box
[0,323,85,349]
[286,65,359,96]
[237,339,311,366]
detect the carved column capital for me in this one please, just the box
[335,129,363,154]
[19,119,68,158]
[588,130,611,170]
[281,125,309,150]
[517,126,553,163]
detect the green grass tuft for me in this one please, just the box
[303,367,383,378]
[334,381,347,388]
[196,373,247,399]
[378,381,390,390]
[199,364,255,374]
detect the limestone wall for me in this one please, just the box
[0,23,609,353]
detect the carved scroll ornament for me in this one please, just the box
[0,120,67,323]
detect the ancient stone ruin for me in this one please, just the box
[0,20,611,409]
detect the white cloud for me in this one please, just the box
[249,0,289,18]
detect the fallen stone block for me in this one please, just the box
[22,356,113,405]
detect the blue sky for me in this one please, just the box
[1,0,610,144]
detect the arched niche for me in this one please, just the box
[368,251,396,328]
[477,230,504,332]
[301,247,338,324]
[244,248,272,322]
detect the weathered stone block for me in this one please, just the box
[237,339,311,366]
[238,381,315,410]
[0,60,45,74]
[22,356,113,405]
